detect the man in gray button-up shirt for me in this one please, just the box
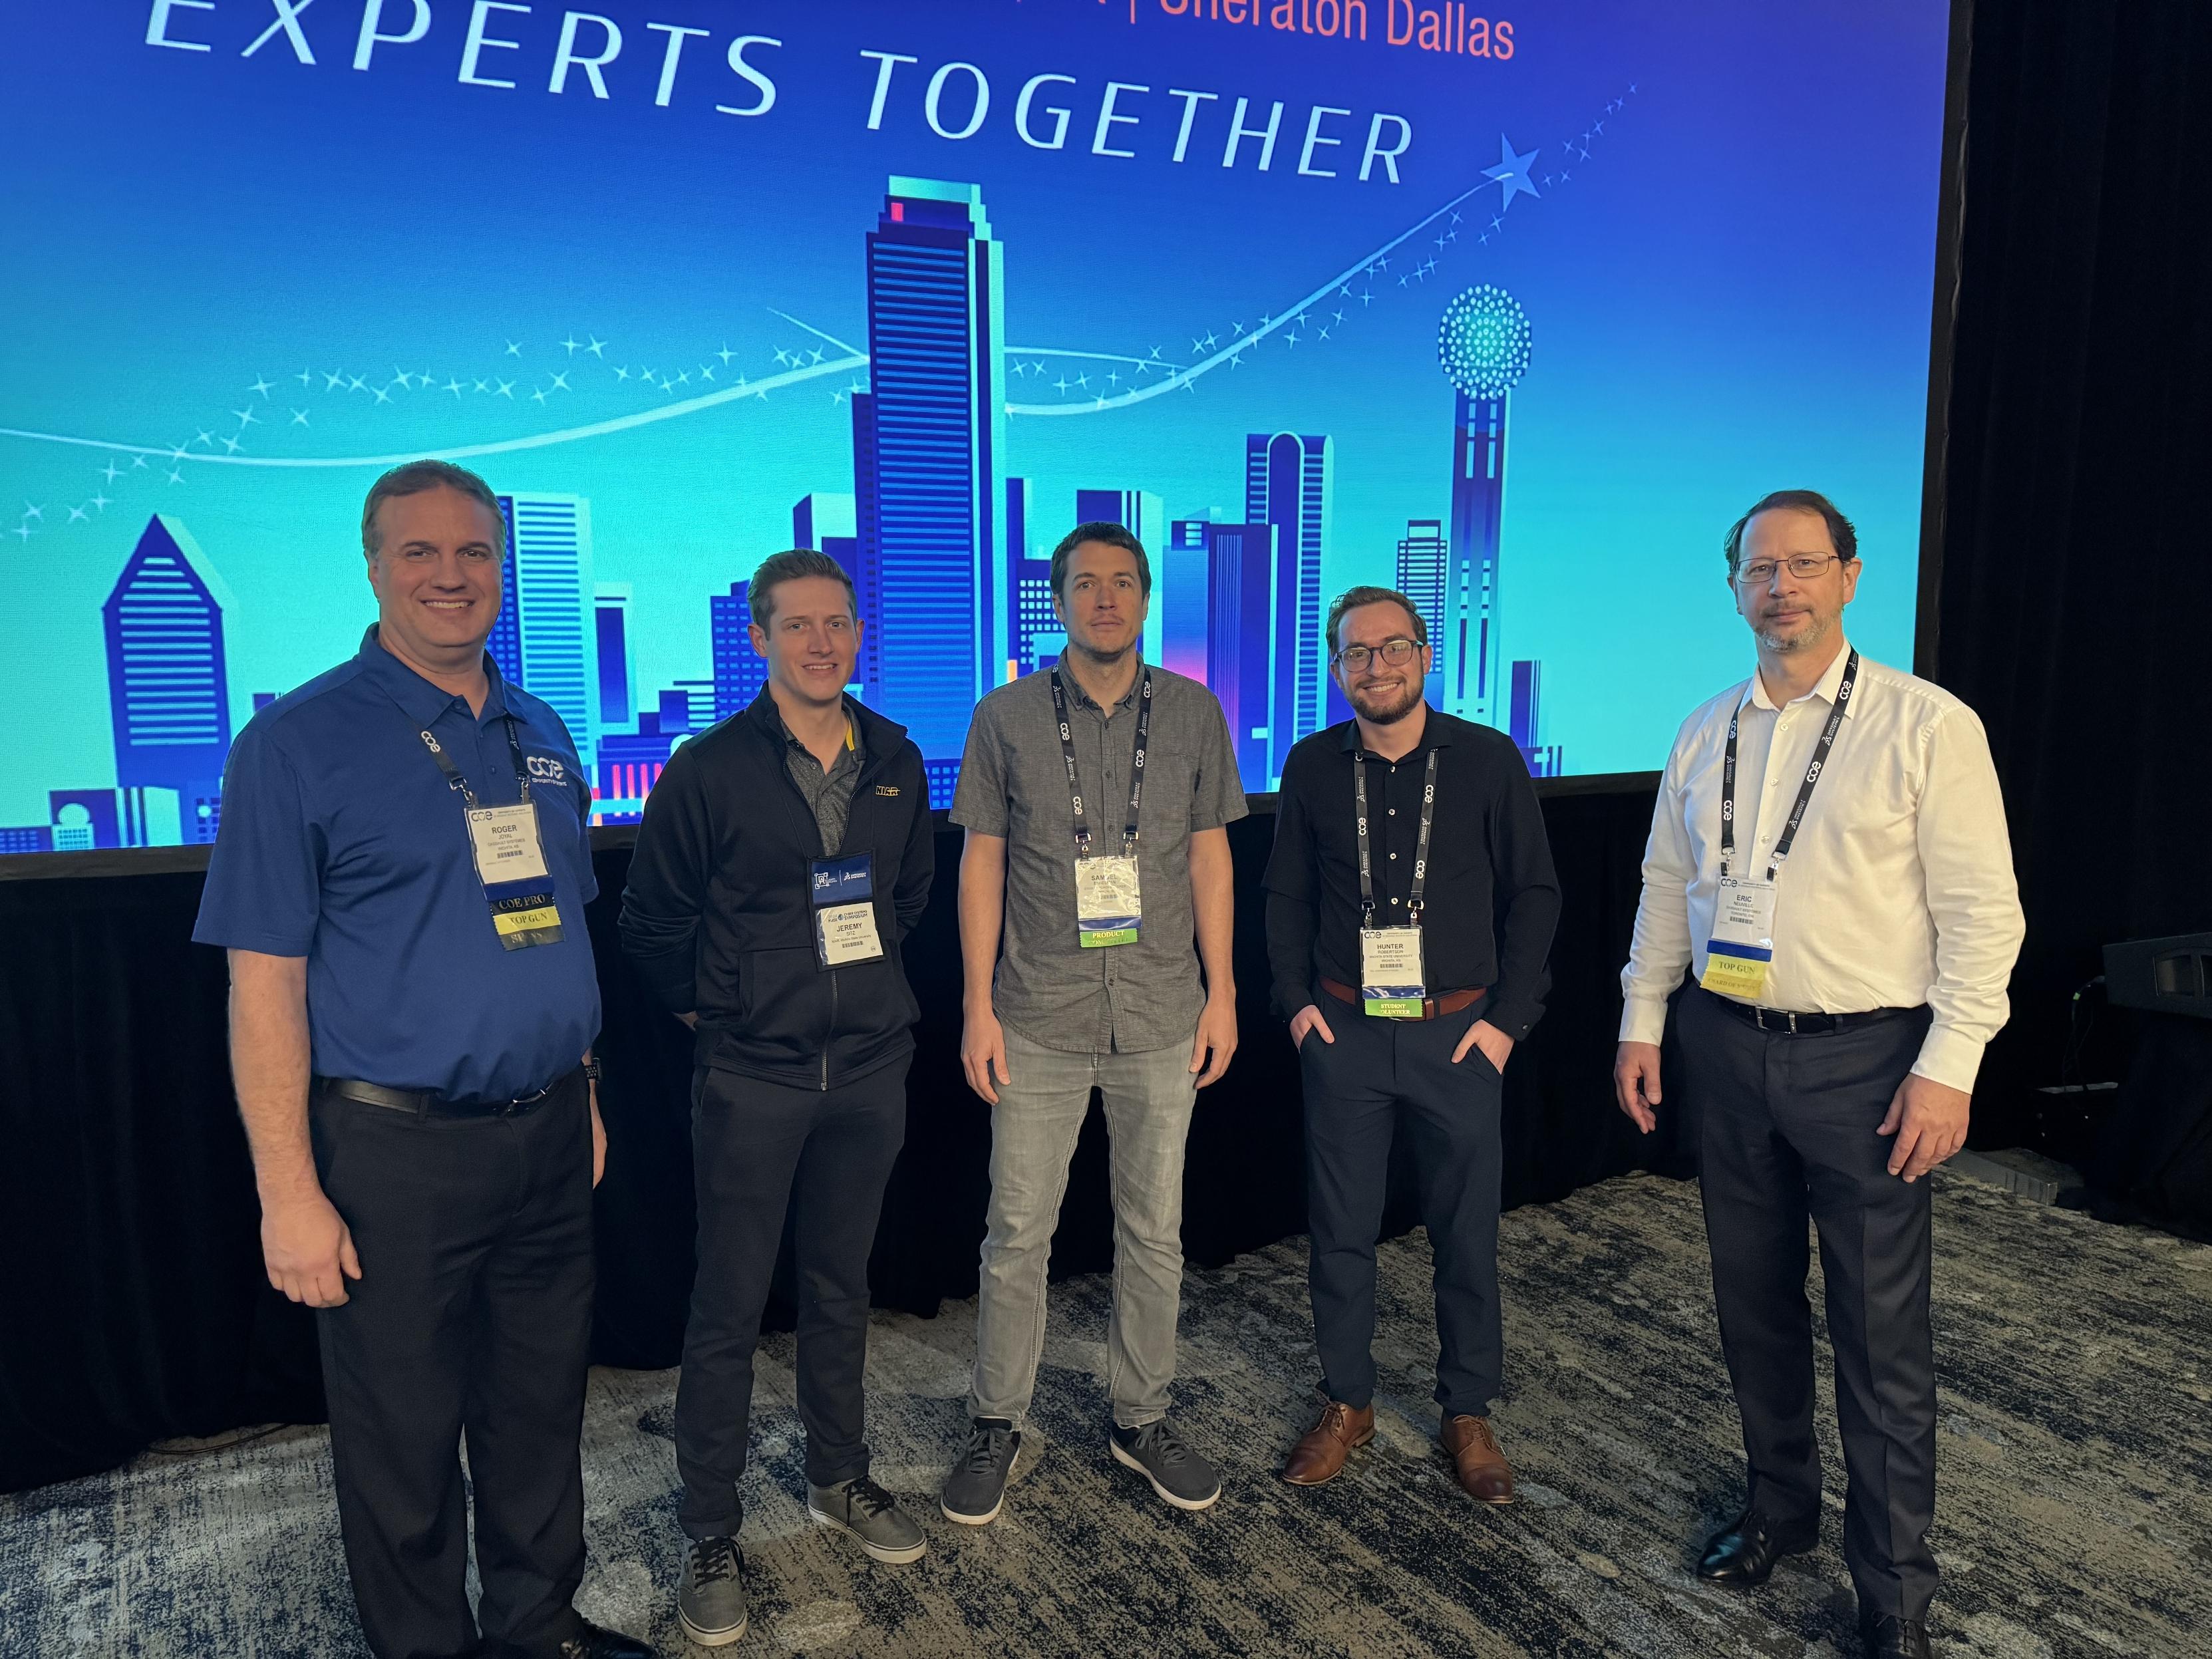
[939,522,1246,1527]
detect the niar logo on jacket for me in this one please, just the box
[874,784,899,796]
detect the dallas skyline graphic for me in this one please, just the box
[2,106,1639,850]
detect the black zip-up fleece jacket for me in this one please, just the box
[617,690,936,1090]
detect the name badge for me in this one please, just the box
[1699,874,1778,1001]
[466,803,550,885]
[1074,851,1142,948]
[1360,925,1427,1018]
[812,853,884,969]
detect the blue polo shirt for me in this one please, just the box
[193,627,601,1100]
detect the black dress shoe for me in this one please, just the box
[1860,1613,1932,1658]
[557,1620,661,1659]
[1694,1509,1817,1586]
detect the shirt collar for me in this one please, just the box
[1744,636,1853,714]
[1057,655,1147,713]
[358,624,509,727]
[776,696,861,762]
[1340,704,1452,754]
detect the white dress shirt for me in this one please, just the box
[1619,638,2024,1092]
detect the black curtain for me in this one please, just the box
[1,791,1689,1495]
[1936,0,2212,1148]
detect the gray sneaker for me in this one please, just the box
[676,1534,747,1648]
[940,1416,1021,1525]
[1110,1419,1222,1511]
[808,1473,927,1564]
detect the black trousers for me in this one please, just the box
[676,1056,909,1538]
[309,1072,594,1659]
[1298,988,1505,1418]
[1682,987,1939,1621]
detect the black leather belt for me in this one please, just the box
[317,1070,575,1119]
[1700,988,1918,1036]
[1319,978,1488,1020]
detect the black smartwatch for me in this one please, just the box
[581,1059,602,1084]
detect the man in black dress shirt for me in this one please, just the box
[1263,585,1561,1500]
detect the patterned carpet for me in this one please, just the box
[5,1170,2209,1658]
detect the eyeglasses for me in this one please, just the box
[1331,637,1422,671]
[1734,554,1846,585]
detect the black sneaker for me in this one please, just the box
[808,1473,927,1564]
[941,1416,1021,1525]
[675,1534,747,1648]
[1110,1419,1221,1511]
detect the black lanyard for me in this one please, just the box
[417,716,532,809]
[1720,649,1858,882]
[1353,746,1438,925]
[1050,666,1152,855]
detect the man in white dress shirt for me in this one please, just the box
[1614,490,2023,1659]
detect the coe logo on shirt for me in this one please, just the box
[526,755,567,784]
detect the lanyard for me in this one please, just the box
[1720,649,1858,881]
[418,716,532,808]
[1353,747,1438,923]
[1050,666,1152,855]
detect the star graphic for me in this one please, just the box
[613,366,630,381]
[9,526,26,541]
[91,494,109,512]
[1451,211,1463,224]
[1074,372,1088,389]
[1014,361,1029,379]
[131,454,149,468]
[1320,327,1332,340]
[474,378,489,392]
[1030,362,1044,376]
[532,387,548,404]
[1231,321,1246,336]
[234,407,259,428]
[249,376,274,398]
[496,379,515,398]
[831,389,846,405]
[716,344,736,365]
[324,371,344,390]
[808,348,824,365]
[734,375,748,390]
[373,386,391,404]
[418,369,434,386]
[1203,331,1218,349]
[68,504,88,523]
[166,466,184,484]
[223,434,243,452]
[772,348,790,367]
[1053,375,1069,392]
[1593,120,1606,136]
[551,371,570,391]
[1490,215,1504,233]
[348,375,368,392]
[444,378,463,398]
[561,335,580,355]
[504,340,522,357]
[392,369,412,389]
[699,365,715,382]
[587,337,606,358]
[296,369,313,386]
[291,408,311,425]
[102,462,123,483]
[1484,135,1541,210]
[1333,309,1345,325]
[168,446,189,462]
[194,430,214,447]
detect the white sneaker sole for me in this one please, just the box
[1109,1437,1222,1511]
[939,1489,1005,1527]
[808,1504,928,1564]
[677,1604,748,1648]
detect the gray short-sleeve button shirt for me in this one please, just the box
[951,661,1248,1054]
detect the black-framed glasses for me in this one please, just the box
[1331,637,1422,672]
[1734,554,1845,585]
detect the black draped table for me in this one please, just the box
[1,787,1690,1494]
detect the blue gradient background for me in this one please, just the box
[0,0,1951,829]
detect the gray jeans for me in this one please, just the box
[969,1024,1198,1430]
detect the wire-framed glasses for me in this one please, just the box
[1734,554,1845,585]
[1332,637,1422,671]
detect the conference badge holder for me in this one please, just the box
[812,851,885,969]
[417,720,565,952]
[1052,665,1153,950]
[1360,924,1428,1018]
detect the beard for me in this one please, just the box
[1755,608,1833,655]
[1348,675,1424,725]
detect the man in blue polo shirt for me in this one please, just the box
[192,461,655,1659]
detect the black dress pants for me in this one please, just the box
[675,1056,909,1539]
[309,1072,594,1659]
[1682,987,1939,1621]
[1298,989,1505,1418]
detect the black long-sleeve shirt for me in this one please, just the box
[1262,709,1562,1038]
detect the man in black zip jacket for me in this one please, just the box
[619,550,935,1648]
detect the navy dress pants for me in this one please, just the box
[310,1072,595,1659]
[1682,986,1940,1622]
[1298,988,1505,1419]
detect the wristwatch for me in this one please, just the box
[581,1058,603,1083]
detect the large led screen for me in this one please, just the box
[0,0,1955,849]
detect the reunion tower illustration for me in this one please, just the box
[1436,284,1533,732]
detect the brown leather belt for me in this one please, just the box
[1320,978,1486,1021]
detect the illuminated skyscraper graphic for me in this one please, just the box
[1245,432,1333,782]
[102,515,232,844]
[711,582,768,719]
[1199,520,1277,783]
[1162,519,1212,682]
[794,491,877,696]
[1074,488,1168,665]
[856,177,1010,776]
[1436,285,1531,726]
[1509,659,1564,777]
[1396,517,1448,706]
[1005,478,1056,676]
[495,493,599,765]
[595,583,634,730]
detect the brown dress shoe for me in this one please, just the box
[1440,1415,1515,1503]
[1281,1400,1375,1486]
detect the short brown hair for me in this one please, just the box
[1049,521,1152,603]
[1723,489,1859,573]
[361,460,503,557]
[1326,585,1428,656]
[748,548,858,629]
